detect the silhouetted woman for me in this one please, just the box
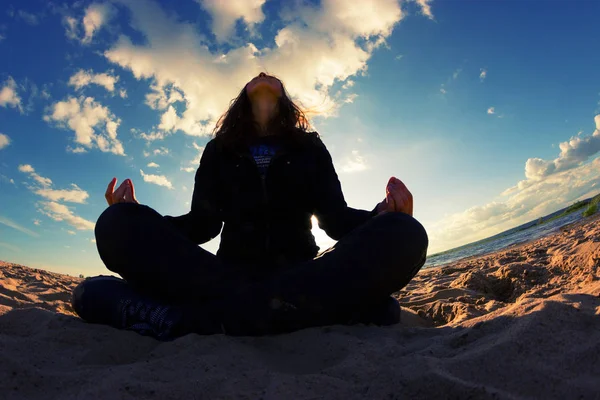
[71,72,428,340]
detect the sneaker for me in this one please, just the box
[71,275,184,341]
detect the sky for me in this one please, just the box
[1,0,600,278]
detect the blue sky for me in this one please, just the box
[1,0,599,277]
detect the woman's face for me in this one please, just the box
[246,72,282,125]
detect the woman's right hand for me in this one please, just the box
[105,177,140,206]
[376,176,413,217]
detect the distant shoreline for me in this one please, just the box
[427,193,600,263]
[425,210,600,271]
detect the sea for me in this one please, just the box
[423,203,592,269]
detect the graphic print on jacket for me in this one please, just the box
[249,137,281,178]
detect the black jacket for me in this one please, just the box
[164,129,378,269]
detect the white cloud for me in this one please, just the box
[18,167,90,230]
[0,215,39,237]
[67,230,76,235]
[145,83,184,110]
[103,0,404,137]
[152,147,170,156]
[18,164,35,173]
[66,145,88,154]
[44,96,125,156]
[37,201,95,230]
[191,142,204,161]
[524,158,554,181]
[18,164,53,187]
[0,133,10,149]
[69,69,119,92]
[139,131,166,141]
[63,16,79,40]
[0,34,5,42]
[139,169,173,189]
[428,115,600,253]
[142,147,171,157]
[147,162,159,168]
[34,184,89,203]
[344,93,358,104]
[64,3,114,44]
[33,219,41,226]
[520,115,600,181]
[41,88,51,99]
[452,68,462,80]
[17,10,40,25]
[119,89,127,98]
[487,107,495,114]
[438,65,465,96]
[480,68,487,82]
[413,0,434,20]
[340,149,368,173]
[158,105,178,132]
[181,142,204,172]
[19,164,89,203]
[197,0,267,43]
[83,3,113,43]
[0,77,22,111]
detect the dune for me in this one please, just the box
[1,213,599,399]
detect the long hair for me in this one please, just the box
[212,73,318,148]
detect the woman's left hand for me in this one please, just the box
[105,178,140,206]
[376,176,413,216]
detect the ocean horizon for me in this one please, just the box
[423,195,597,269]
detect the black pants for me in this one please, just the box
[94,203,428,334]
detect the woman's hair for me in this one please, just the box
[212,73,318,147]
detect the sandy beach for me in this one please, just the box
[1,214,599,399]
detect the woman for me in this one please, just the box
[72,72,428,341]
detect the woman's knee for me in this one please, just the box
[376,212,429,254]
[94,203,157,273]
[94,202,154,244]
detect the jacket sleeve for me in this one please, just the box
[163,139,223,245]
[312,137,379,241]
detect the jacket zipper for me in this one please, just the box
[241,148,288,257]
[261,175,270,253]
[263,152,289,259]
[242,154,275,255]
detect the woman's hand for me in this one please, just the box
[376,176,413,216]
[105,177,139,206]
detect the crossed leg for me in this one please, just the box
[78,202,428,337]
[207,210,429,335]
[92,202,248,303]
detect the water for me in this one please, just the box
[424,207,589,269]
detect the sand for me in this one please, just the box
[1,214,599,399]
